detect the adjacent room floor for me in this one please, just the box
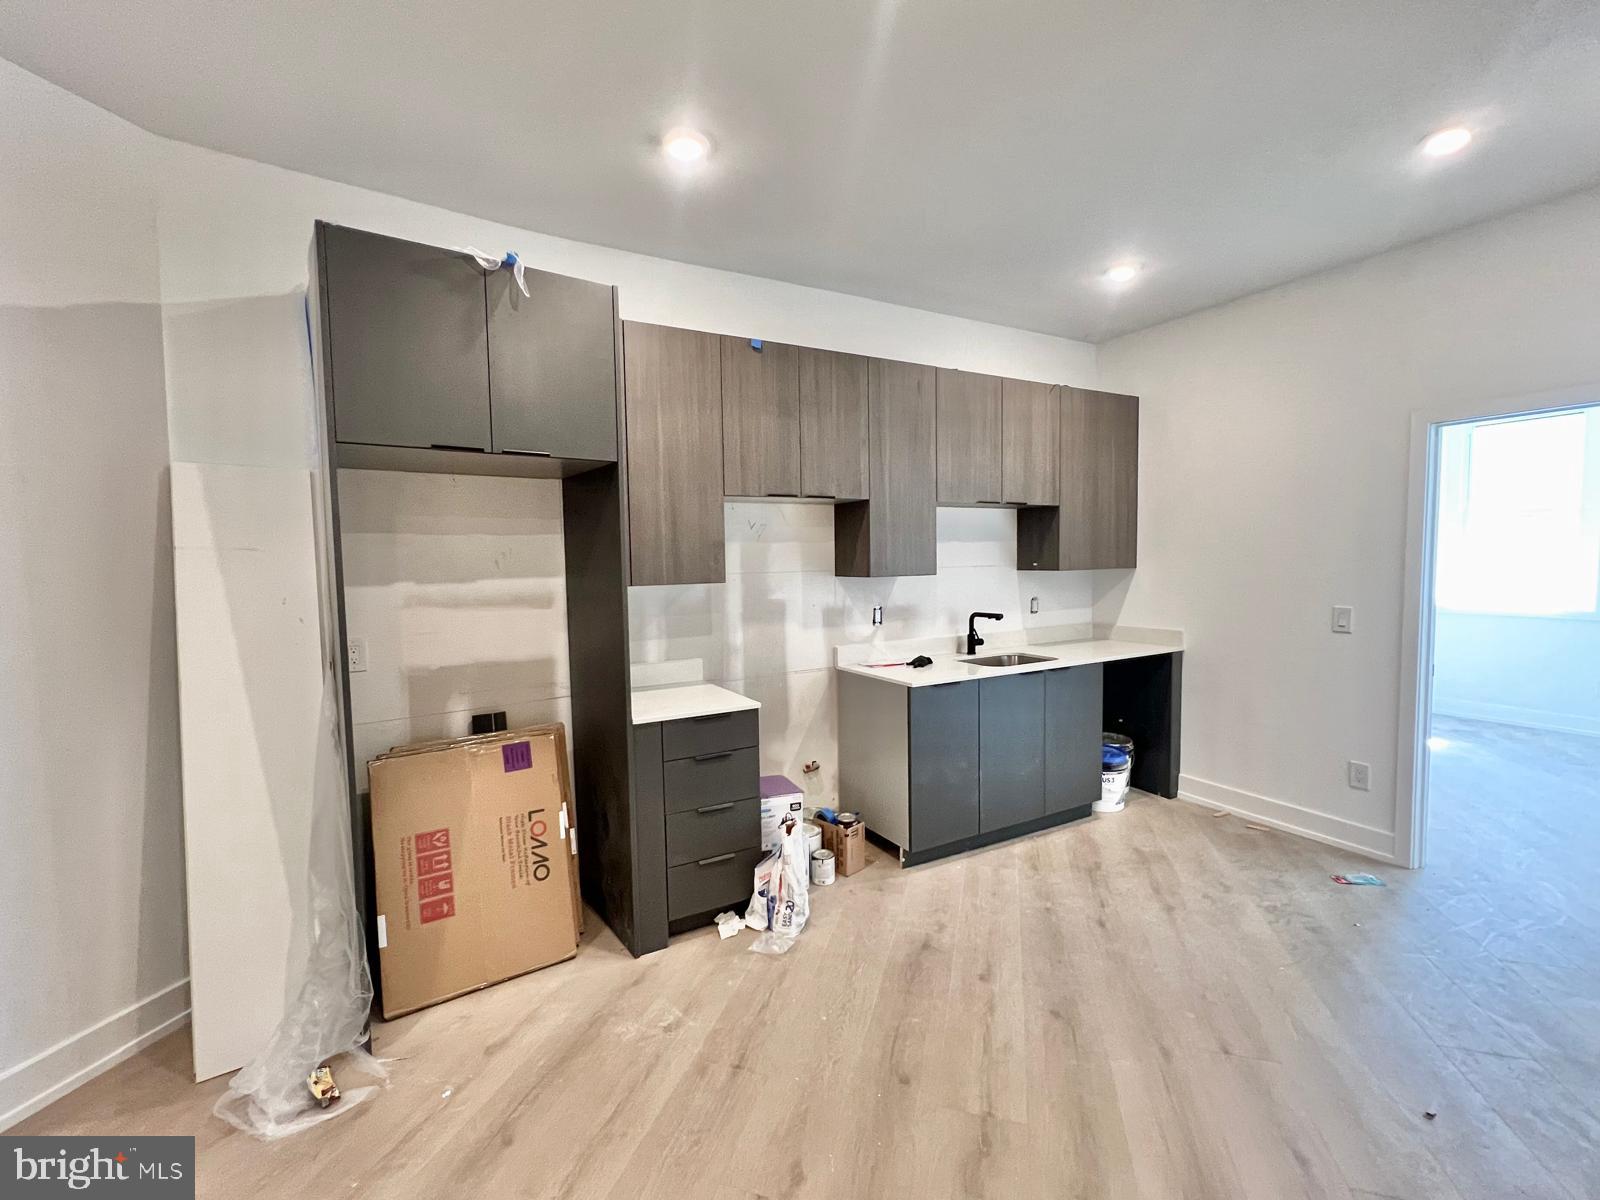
[22,719,1600,1199]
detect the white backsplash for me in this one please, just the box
[340,477,1099,805]
[629,503,1097,804]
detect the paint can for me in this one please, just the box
[836,811,860,828]
[802,821,823,858]
[811,848,836,886]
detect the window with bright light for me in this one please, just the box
[1434,408,1600,616]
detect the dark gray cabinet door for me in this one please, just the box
[322,224,491,451]
[936,369,1003,505]
[908,681,980,850]
[721,337,801,497]
[487,266,618,461]
[798,348,869,500]
[1045,664,1103,814]
[623,322,725,585]
[631,723,670,954]
[1062,388,1139,569]
[837,358,936,577]
[1002,379,1059,506]
[978,673,1046,832]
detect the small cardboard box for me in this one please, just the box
[759,774,805,850]
[368,724,580,1019]
[818,817,865,877]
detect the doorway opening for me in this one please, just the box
[1408,400,1600,873]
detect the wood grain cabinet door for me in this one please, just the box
[851,357,936,576]
[798,348,869,500]
[936,368,1003,504]
[623,322,725,585]
[487,266,618,461]
[720,337,800,497]
[1062,388,1139,569]
[321,224,491,451]
[1001,378,1059,505]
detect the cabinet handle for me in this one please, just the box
[693,750,734,762]
[500,448,553,457]
[690,714,728,723]
[695,801,737,814]
[764,491,799,498]
[429,443,486,453]
[696,852,736,867]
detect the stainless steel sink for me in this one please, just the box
[961,653,1056,668]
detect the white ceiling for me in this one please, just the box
[5,1,1600,341]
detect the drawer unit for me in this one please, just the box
[633,690,763,939]
[661,709,759,760]
[662,746,760,814]
[667,847,767,921]
[666,797,762,867]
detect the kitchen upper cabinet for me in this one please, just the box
[487,266,618,462]
[1017,388,1139,570]
[798,348,869,501]
[721,338,801,497]
[1001,378,1059,506]
[835,359,937,577]
[320,223,491,451]
[936,369,1003,505]
[908,681,980,851]
[623,322,725,585]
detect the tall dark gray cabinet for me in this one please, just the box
[313,223,656,1009]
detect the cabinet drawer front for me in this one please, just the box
[661,709,759,760]
[668,847,766,920]
[663,746,760,814]
[666,797,761,867]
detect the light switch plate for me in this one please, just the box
[1332,606,1354,634]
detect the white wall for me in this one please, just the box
[1097,185,1600,862]
[0,61,188,1127]
[1434,611,1600,737]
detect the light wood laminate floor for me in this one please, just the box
[18,717,1600,1199]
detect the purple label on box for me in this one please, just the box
[502,741,532,772]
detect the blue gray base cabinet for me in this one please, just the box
[840,663,1106,865]
[631,708,762,948]
[839,653,1179,867]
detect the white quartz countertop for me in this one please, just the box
[631,682,760,725]
[835,635,1181,688]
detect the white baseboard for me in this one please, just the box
[1177,774,1398,865]
[0,980,191,1131]
[1432,699,1600,740]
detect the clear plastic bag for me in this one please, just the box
[749,821,810,955]
[212,679,386,1138]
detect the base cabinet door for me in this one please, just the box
[1045,664,1103,814]
[978,673,1045,832]
[908,682,979,850]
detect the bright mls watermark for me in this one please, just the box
[2,1137,194,1197]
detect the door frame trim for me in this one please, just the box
[1397,381,1600,870]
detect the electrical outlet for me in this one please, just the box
[347,638,368,673]
[1347,760,1371,791]
[1331,606,1354,634]
[1029,596,1040,614]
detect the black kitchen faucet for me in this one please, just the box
[966,611,1003,656]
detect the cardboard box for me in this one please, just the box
[818,817,865,877]
[368,724,580,1019]
[759,774,805,850]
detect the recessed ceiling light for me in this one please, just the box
[1103,262,1140,284]
[1420,126,1473,158]
[663,127,711,164]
